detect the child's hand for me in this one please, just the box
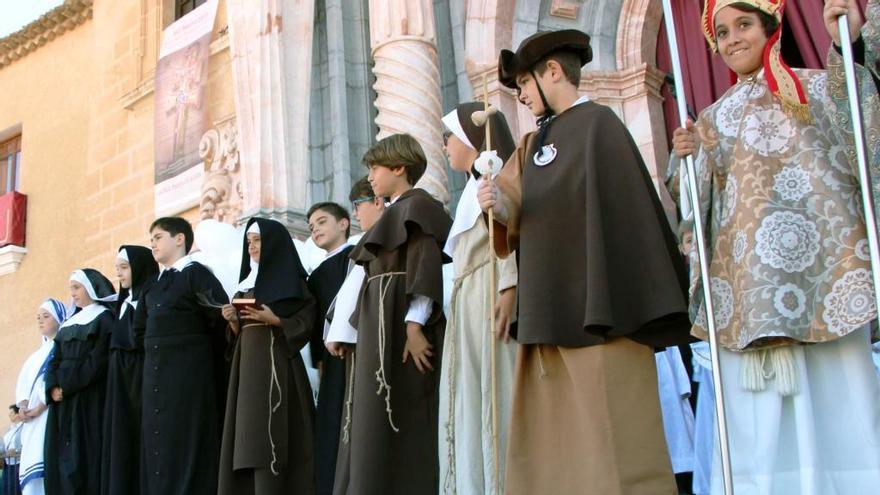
[241,304,282,327]
[495,287,516,342]
[672,119,697,158]
[326,341,348,358]
[824,0,863,47]
[478,178,508,221]
[403,322,434,374]
[24,403,46,421]
[221,304,238,322]
[222,304,240,335]
[50,387,63,402]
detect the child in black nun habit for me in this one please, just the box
[44,268,117,495]
[102,245,158,495]
[219,217,318,495]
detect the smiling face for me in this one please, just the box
[70,280,93,309]
[246,232,261,264]
[115,258,132,290]
[37,308,60,338]
[714,6,769,78]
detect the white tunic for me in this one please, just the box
[438,177,519,495]
[655,346,696,474]
[16,338,55,495]
[710,326,880,495]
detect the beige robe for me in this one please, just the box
[438,217,518,495]
[689,45,880,351]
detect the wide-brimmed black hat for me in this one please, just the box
[498,29,592,89]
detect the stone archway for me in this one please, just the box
[461,0,522,135]
[616,0,662,69]
[460,0,672,205]
[611,0,675,215]
[596,0,671,184]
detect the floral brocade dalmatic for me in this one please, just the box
[690,43,880,351]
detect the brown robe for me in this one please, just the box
[333,188,452,495]
[218,288,317,495]
[492,101,690,494]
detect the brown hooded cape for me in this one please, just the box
[493,100,691,348]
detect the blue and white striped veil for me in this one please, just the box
[39,298,71,327]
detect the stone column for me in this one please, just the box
[369,0,448,203]
[463,0,522,136]
[580,66,668,182]
[226,0,315,236]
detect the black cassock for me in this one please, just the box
[307,244,353,495]
[45,306,114,495]
[101,305,144,495]
[134,261,228,495]
[102,245,158,495]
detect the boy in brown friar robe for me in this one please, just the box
[478,30,693,494]
[326,177,385,494]
[333,134,452,495]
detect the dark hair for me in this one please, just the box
[149,217,194,253]
[726,3,779,38]
[307,202,351,238]
[349,176,376,202]
[362,134,427,186]
[533,50,583,87]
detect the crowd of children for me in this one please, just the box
[6,1,880,494]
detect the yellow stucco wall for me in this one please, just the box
[0,0,234,418]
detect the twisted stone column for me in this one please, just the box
[369,0,448,203]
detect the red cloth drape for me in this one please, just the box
[0,191,27,247]
[656,0,731,143]
[786,0,868,69]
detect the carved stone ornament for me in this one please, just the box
[550,0,580,20]
[199,116,243,224]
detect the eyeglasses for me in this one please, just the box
[351,196,375,209]
[442,130,452,146]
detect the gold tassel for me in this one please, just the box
[778,94,813,125]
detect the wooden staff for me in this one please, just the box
[471,72,501,493]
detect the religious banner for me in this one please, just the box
[153,0,218,216]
